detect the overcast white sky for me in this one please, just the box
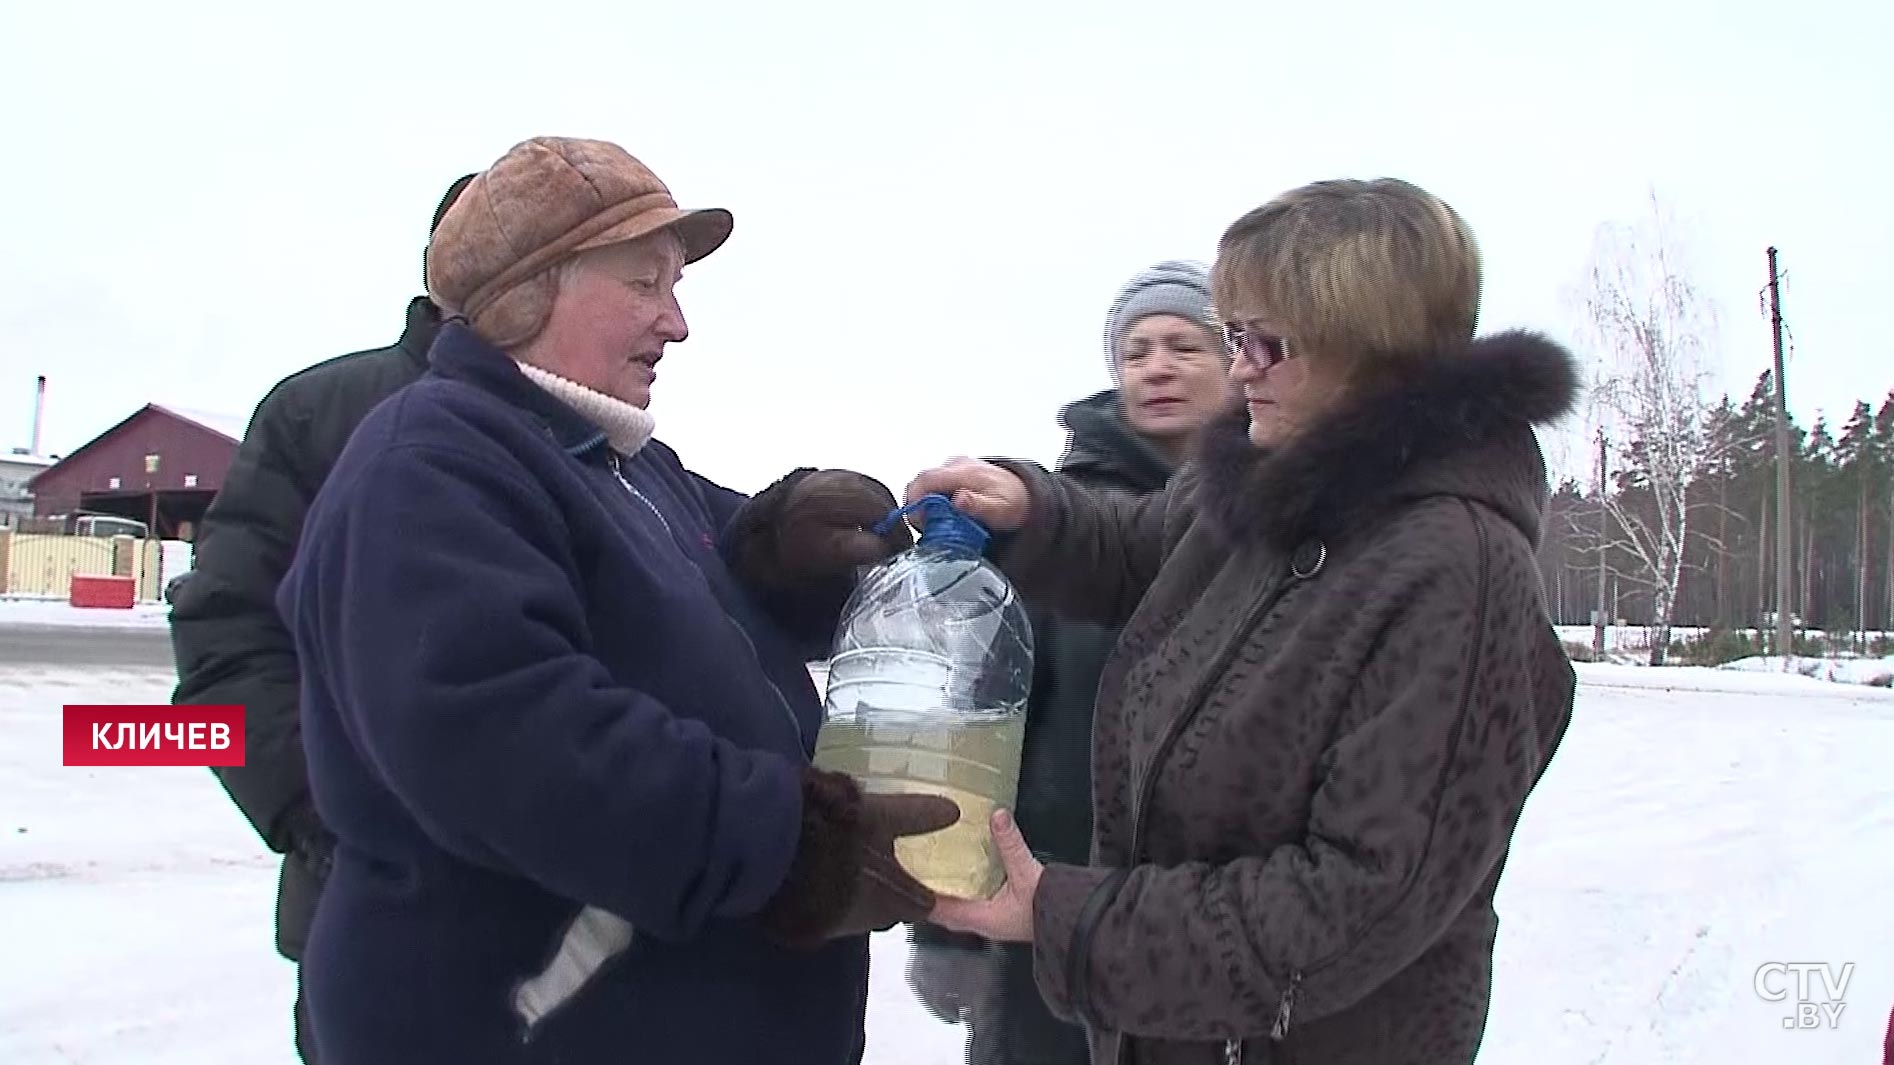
[2,0,1888,496]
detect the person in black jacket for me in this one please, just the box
[166,172,476,1064]
[905,260,1236,1065]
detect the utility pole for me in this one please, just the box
[1593,428,1609,661]
[1766,247,1794,664]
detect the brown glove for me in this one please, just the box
[729,469,912,583]
[724,468,915,636]
[759,768,960,950]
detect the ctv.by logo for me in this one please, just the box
[1752,962,1853,1030]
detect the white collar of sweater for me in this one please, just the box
[514,361,656,457]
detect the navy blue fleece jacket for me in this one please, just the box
[275,323,867,1065]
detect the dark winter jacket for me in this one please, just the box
[1014,390,1174,865]
[275,322,868,1065]
[917,391,1172,922]
[910,391,1176,1065]
[989,332,1581,1065]
[168,295,441,962]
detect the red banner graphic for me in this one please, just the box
[63,705,246,767]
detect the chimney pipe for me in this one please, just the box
[31,375,45,456]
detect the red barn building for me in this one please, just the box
[28,403,244,540]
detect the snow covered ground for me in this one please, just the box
[1722,653,1894,686]
[1552,623,1894,686]
[1553,624,1894,652]
[0,598,173,629]
[2,660,1890,1063]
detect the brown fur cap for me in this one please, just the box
[425,137,733,349]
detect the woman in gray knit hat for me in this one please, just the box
[1098,259,1236,462]
[906,259,1234,1065]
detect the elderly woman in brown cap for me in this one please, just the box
[275,136,960,1065]
[907,177,1580,1064]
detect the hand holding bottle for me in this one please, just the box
[903,458,1031,533]
[926,808,1042,943]
[759,768,961,950]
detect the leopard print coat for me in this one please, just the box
[987,330,1581,1065]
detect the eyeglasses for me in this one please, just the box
[1222,321,1294,371]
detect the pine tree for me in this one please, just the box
[1836,402,1879,639]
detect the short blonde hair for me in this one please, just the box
[1211,178,1481,369]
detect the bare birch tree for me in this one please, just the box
[1573,192,1721,666]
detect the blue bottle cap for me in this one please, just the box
[873,493,991,556]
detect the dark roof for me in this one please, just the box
[25,403,245,491]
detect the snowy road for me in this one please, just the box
[1,657,1890,1064]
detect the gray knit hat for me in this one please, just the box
[1101,260,1219,383]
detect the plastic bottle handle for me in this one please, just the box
[874,494,991,555]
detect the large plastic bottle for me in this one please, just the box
[812,493,1035,900]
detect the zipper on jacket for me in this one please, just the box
[1264,502,1494,1043]
[1123,555,1314,869]
[607,454,806,746]
[1100,545,1323,1065]
[1270,970,1302,1040]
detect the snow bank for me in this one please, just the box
[161,540,194,586]
[1555,624,1702,653]
[1555,625,1894,651]
[1720,655,1894,688]
[0,598,173,629]
[1577,661,1894,702]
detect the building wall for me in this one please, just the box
[31,410,236,517]
[0,455,53,525]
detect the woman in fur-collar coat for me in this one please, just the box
[910,177,1580,1065]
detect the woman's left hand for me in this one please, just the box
[927,808,1043,943]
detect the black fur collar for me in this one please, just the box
[1194,329,1581,551]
